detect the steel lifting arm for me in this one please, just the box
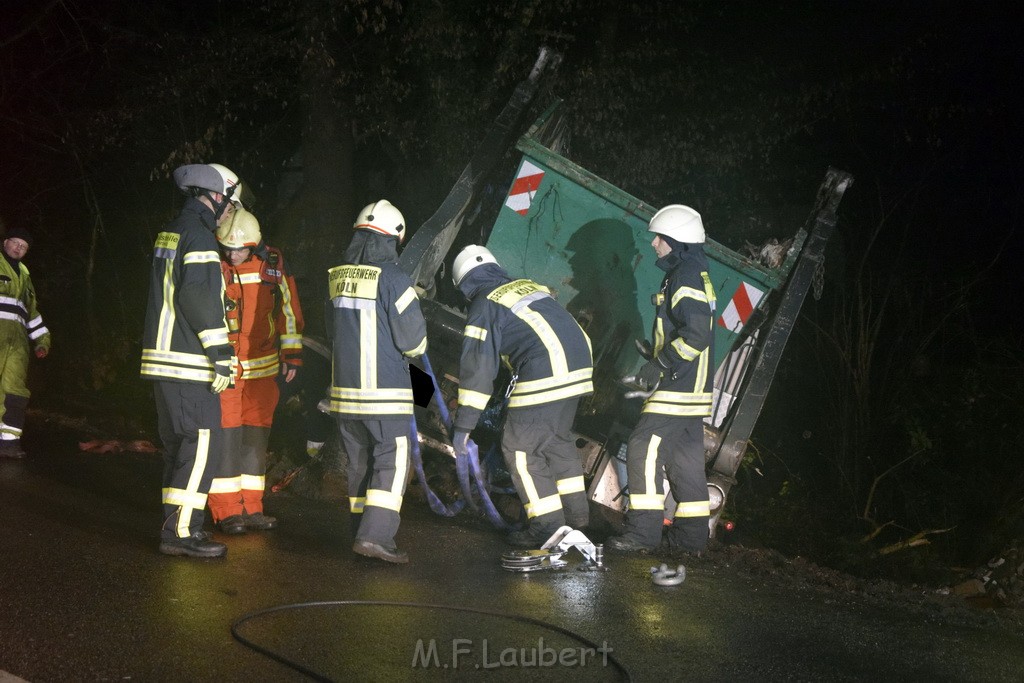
[398,47,562,288]
[706,168,854,530]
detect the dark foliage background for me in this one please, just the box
[2,0,1021,580]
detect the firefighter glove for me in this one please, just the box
[211,358,233,394]
[621,357,667,399]
[636,359,665,391]
[211,373,231,394]
[281,362,300,383]
[34,347,48,359]
[621,374,659,400]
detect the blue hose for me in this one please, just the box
[466,438,516,530]
[420,355,478,511]
[420,353,514,528]
[409,416,465,517]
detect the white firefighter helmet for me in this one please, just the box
[216,208,262,249]
[173,163,242,205]
[648,204,705,244]
[353,199,406,242]
[452,245,498,286]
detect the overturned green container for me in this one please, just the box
[484,104,799,419]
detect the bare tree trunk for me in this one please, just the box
[272,8,356,337]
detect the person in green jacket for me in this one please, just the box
[0,224,51,459]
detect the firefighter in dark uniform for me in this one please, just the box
[141,163,240,558]
[327,199,426,564]
[451,245,594,548]
[608,204,716,554]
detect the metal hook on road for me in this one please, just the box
[650,563,686,586]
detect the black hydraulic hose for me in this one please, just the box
[231,600,631,682]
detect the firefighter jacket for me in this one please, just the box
[326,231,427,420]
[643,245,717,418]
[0,254,50,354]
[222,244,304,380]
[141,198,232,384]
[453,263,593,433]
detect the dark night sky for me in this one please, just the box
[0,1,1022,337]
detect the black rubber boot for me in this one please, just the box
[605,535,656,553]
[505,526,560,549]
[352,539,409,564]
[243,512,277,531]
[159,531,227,558]
[217,515,247,535]
[0,440,26,459]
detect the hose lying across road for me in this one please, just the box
[231,600,632,682]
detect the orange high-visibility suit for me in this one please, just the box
[208,245,303,525]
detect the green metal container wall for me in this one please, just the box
[485,147,788,385]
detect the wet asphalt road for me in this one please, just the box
[2,428,1024,682]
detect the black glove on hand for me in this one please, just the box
[636,359,664,391]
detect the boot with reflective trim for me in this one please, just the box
[159,531,227,558]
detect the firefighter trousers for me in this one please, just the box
[337,417,410,549]
[501,398,589,536]
[0,331,31,443]
[154,381,223,540]
[622,414,710,552]
[208,425,271,522]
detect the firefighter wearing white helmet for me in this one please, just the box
[451,244,498,286]
[209,208,305,537]
[648,203,705,244]
[451,244,594,548]
[141,164,242,558]
[353,199,406,242]
[173,162,242,222]
[326,199,426,564]
[608,203,717,555]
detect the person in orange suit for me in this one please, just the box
[208,207,304,534]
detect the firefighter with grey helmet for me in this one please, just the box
[607,204,717,554]
[451,245,594,548]
[141,163,242,559]
[327,199,426,564]
[0,223,50,459]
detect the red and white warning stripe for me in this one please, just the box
[718,281,765,332]
[504,160,545,215]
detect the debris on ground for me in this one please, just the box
[78,439,159,454]
[948,540,1024,608]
